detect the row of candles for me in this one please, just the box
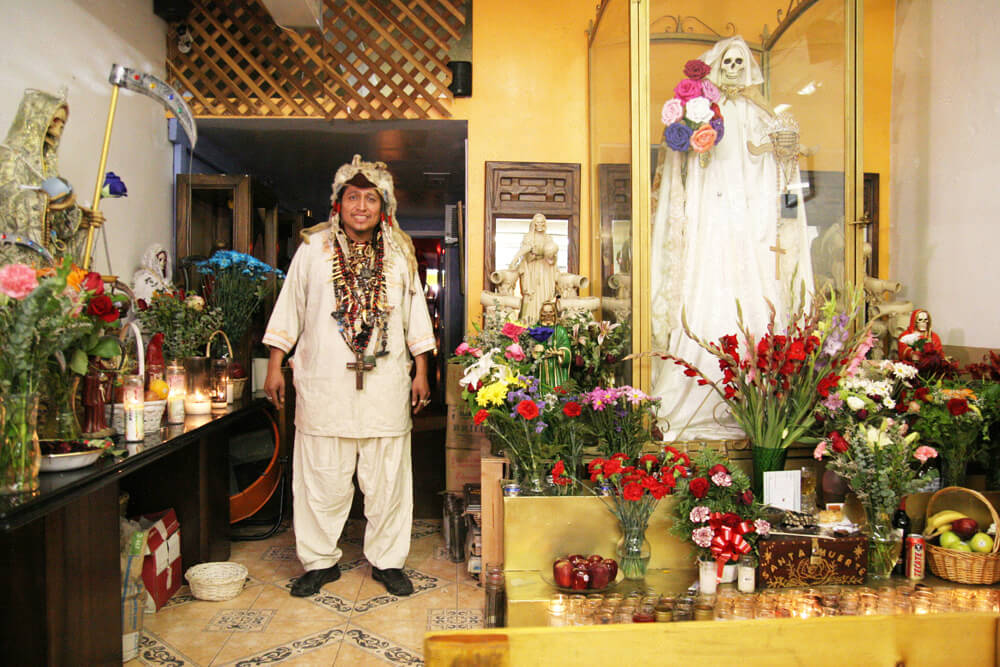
[122,357,233,441]
[547,585,1000,626]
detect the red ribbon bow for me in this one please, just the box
[709,520,755,581]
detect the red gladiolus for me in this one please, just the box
[516,400,539,420]
[689,477,710,499]
[562,401,582,418]
[787,340,806,361]
[818,373,840,398]
[623,482,643,501]
[831,431,849,453]
[947,398,970,416]
[473,409,489,425]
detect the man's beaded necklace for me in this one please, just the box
[331,227,389,362]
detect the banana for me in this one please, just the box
[924,510,969,535]
[924,523,953,540]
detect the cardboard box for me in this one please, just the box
[446,446,482,492]
[120,525,148,661]
[446,362,465,406]
[758,534,869,588]
[446,404,493,456]
[138,509,182,611]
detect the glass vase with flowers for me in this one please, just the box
[813,417,938,581]
[905,380,986,488]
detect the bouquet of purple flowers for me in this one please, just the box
[660,59,725,156]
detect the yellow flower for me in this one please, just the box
[477,381,509,407]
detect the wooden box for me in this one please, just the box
[758,534,869,588]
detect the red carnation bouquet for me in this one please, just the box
[669,449,768,581]
[551,445,689,579]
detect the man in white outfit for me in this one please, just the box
[263,155,436,597]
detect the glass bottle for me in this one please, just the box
[891,498,911,576]
[483,564,506,628]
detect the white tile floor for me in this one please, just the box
[127,519,483,666]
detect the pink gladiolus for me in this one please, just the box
[505,343,526,362]
[0,263,38,300]
[813,441,828,460]
[914,445,938,463]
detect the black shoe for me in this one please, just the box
[290,565,341,597]
[371,566,414,596]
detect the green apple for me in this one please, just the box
[970,532,995,553]
[938,530,963,549]
[952,541,973,552]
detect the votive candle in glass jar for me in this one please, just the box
[165,362,186,424]
[183,357,212,414]
[211,358,229,411]
[547,594,568,627]
[737,555,756,593]
[123,374,144,442]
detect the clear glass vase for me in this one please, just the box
[616,523,651,580]
[0,392,41,495]
[865,508,902,582]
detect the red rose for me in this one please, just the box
[914,386,931,402]
[947,398,970,416]
[136,298,148,311]
[683,59,711,79]
[473,409,489,425]
[516,400,539,420]
[86,294,119,323]
[82,271,104,295]
[708,463,729,477]
[562,401,582,418]
[831,431,849,453]
[739,489,754,505]
[689,477,710,499]
[623,482,643,501]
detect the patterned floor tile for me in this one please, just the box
[206,609,276,632]
[262,545,299,562]
[135,631,199,666]
[213,625,346,666]
[426,608,483,631]
[341,626,424,665]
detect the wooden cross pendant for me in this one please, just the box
[769,236,787,280]
[346,352,375,390]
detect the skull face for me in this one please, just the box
[915,310,930,332]
[721,46,745,84]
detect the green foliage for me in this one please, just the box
[136,292,223,360]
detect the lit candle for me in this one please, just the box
[166,362,186,424]
[184,390,212,415]
[123,374,144,442]
[211,358,229,411]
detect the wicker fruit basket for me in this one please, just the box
[925,486,1000,585]
[185,562,248,601]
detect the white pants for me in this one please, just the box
[293,432,413,571]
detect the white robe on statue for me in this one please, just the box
[650,36,813,441]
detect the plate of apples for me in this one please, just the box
[544,554,622,592]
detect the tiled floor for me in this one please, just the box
[127,519,483,666]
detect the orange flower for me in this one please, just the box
[66,267,86,290]
[35,266,57,279]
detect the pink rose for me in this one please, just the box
[673,78,703,102]
[505,343,526,362]
[689,125,718,153]
[661,98,684,125]
[813,441,827,460]
[914,445,938,463]
[455,342,472,356]
[700,78,721,102]
[501,322,526,341]
[0,263,39,300]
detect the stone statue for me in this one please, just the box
[649,36,814,440]
[509,213,559,323]
[864,276,904,360]
[132,243,174,304]
[0,89,97,265]
[480,268,521,317]
[532,299,571,392]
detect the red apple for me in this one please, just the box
[571,567,591,590]
[603,558,618,580]
[587,554,605,564]
[568,554,587,568]
[552,558,573,588]
[588,560,611,589]
[952,517,979,541]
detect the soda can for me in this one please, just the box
[905,534,926,580]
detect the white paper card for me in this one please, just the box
[764,470,801,511]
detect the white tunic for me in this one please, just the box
[263,226,436,438]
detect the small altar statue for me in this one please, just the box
[554,271,600,316]
[132,243,174,304]
[509,213,559,323]
[898,308,943,363]
[480,268,522,317]
[0,89,98,265]
[864,276,905,360]
[532,299,571,392]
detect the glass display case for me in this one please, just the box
[588,0,865,437]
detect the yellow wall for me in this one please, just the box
[449,0,595,332]
[864,0,894,278]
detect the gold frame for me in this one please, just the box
[589,0,866,388]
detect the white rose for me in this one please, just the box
[684,96,714,124]
[846,395,866,411]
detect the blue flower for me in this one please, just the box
[528,326,553,343]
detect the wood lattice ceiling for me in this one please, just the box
[167,0,466,120]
